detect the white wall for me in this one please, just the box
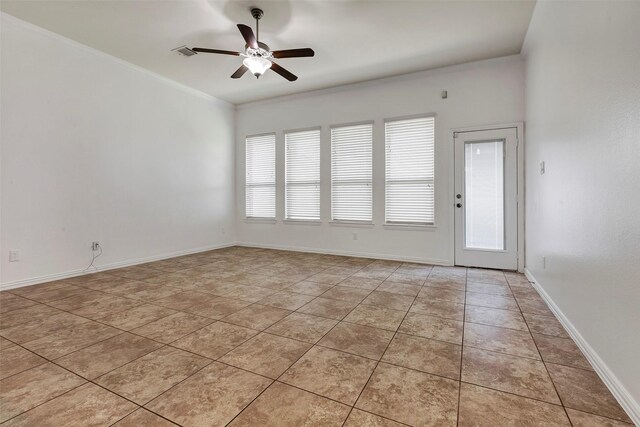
[522,0,640,419]
[235,56,525,264]
[0,14,236,287]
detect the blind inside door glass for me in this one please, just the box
[385,116,435,224]
[464,140,505,250]
[285,129,321,220]
[331,124,373,221]
[245,134,276,218]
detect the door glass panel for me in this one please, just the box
[464,140,505,250]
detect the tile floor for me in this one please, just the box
[0,247,634,426]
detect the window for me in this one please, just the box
[245,133,276,218]
[385,116,435,224]
[331,123,373,222]
[285,129,321,220]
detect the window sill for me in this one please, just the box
[283,219,322,226]
[383,223,437,231]
[244,218,277,224]
[329,221,374,228]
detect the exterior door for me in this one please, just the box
[454,128,518,270]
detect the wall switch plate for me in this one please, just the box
[542,256,546,269]
[9,250,20,262]
[540,161,545,175]
[352,233,358,241]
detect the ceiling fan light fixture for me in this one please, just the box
[243,56,272,78]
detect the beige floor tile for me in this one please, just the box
[223,304,292,330]
[0,363,85,422]
[466,291,520,311]
[518,297,554,316]
[132,312,213,343]
[229,381,350,426]
[410,298,465,321]
[146,362,271,427]
[224,285,279,302]
[287,281,335,295]
[423,277,466,291]
[56,332,162,379]
[154,290,213,311]
[319,322,394,360]
[356,362,459,426]
[399,312,464,344]
[280,346,377,405]
[0,345,46,380]
[343,409,406,427]
[186,296,252,319]
[22,321,121,359]
[220,332,312,378]
[2,383,137,427]
[462,347,560,404]
[339,276,383,290]
[464,323,541,360]
[533,334,593,370]
[113,408,179,426]
[95,346,209,405]
[9,282,88,303]
[266,312,338,343]
[458,383,570,426]
[0,311,90,344]
[320,286,372,303]
[344,304,406,331]
[523,312,570,338]
[0,304,62,330]
[307,272,349,285]
[66,295,143,320]
[376,281,422,297]
[565,408,634,427]
[417,286,466,303]
[258,290,315,310]
[382,333,461,380]
[95,303,176,330]
[0,293,37,314]
[385,273,425,286]
[362,291,414,311]
[466,281,513,296]
[172,321,258,359]
[297,297,358,320]
[546,363,632,423]
[465,305,528,331]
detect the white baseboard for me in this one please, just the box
[0,242,238,291]
[524,268,640,425]
[238,241,452,266]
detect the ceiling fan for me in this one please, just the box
[192,8,314,81]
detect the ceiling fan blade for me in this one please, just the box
[271,48,315,59]
[237,24,258,49]
[231,65,249,79]
[192,47,240,56]
[270,62,298,81]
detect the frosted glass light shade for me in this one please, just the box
[243,57,272,77]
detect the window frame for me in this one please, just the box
[284,126,322,221]
[245,132,277,220]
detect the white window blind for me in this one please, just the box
[285,129,321,220]
[385,116,435,224]
[331,123,373,222]
[245,133,276,218]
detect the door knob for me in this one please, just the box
[456,203,462,208]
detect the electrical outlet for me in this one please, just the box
[92,242,100,251]
[352,233,358,241]
[542,256,546,269]
[540,161,545,175]
[9,250,20,262]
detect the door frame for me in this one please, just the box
[448,122,525,272]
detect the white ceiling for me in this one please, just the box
[1,0,536,104]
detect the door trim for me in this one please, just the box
[448,122,524,272]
